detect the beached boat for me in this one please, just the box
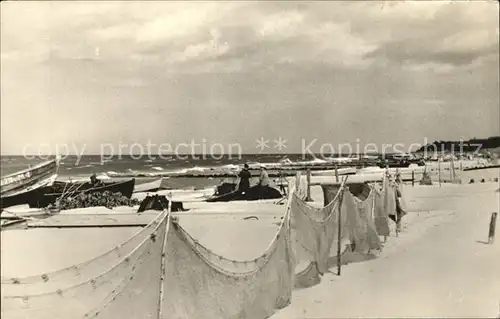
[27,178,136,208]
[0,158,59,209]
[133,178,163,193]
[1,208,53,220]
[206,182,283,202]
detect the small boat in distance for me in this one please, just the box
[0,157,60,209]
[206,181,283,202]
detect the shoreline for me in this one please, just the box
[2,183,499,317]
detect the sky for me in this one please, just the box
[1,1,499,155]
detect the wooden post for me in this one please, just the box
[337,176,348,276]
[412,170,415,187]
[451,156,456,180]
[337,186,343,276]
[306,168,312,202]
[489,212,497,244]
[334,164,339,183]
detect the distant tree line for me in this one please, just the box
[415,136,500,153]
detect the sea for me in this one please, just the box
[0,154,324,190]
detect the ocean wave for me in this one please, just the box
[152,166,164,171]
[97,173,111,179]
[300,158,328,165]
[72,164,94,169]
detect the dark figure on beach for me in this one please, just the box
[238,164,251,194]
[389,186,407,232]
[90,173,101,186]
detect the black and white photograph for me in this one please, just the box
[1,1,499,318]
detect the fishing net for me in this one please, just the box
[2,177,305,319]
[83,214,167,319]
[174,221,269,273]
[1,212,165,296]
[1,211,168,319]
[321,182,382,250]
[294,172,308,200]
[16,190,294,319]
[395,181,408,214]
[321,184,341,206]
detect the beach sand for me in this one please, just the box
[1,181,499,317]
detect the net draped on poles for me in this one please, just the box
[1,172,407,319]
[290,175,385,287]
[2,188,296,319]
[321,177,400,239]
[321,182,381,252]
[160,209,294,319]
[294,172,308,200]
[87,196,295,319]
[1,210,169,319]
[289,179,347,289]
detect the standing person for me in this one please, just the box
[258,166,270,199]
[238,164,251,194]
[278,170,287,196]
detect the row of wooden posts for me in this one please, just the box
[296,164,497,276]
[294,168,346,276]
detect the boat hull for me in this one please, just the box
[133,178,163,193]
[206,184,283,202]
[0,182,52,209]
[1,159,59,197]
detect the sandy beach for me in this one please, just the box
[273,182,500,318]
[2,170,499,318]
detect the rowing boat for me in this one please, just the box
[27,178,136,208]
[133,178,163,193]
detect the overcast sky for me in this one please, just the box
[1,1,499,155]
